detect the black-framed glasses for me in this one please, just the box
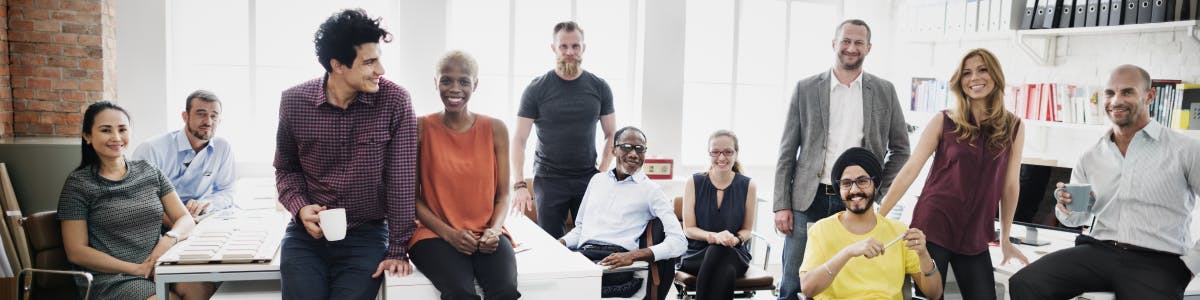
[709,150,736,158]
[837,176,875,190]
[616,143,647,154]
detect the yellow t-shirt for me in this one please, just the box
[799,211,921,300]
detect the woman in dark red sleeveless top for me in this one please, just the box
[877,49,1028,300]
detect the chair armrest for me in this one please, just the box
[750,232,772,271]
[18,268,94,300]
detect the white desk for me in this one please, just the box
[990,225,1200,300]
[383,216,603,299]
[154,210,288,297]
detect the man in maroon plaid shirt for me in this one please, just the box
[274,9,417,299]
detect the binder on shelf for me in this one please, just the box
[1087,0,1102,26]
[933,0,948,34]
[968,0,981,32]
[1176,0,1195,20]
[1126,0,1141,24]
[1076,0,1091,26]
[1100,0,1112,25]
[948,0,966,34]
[1045,0,1065,28]
[1022,0,1038,28]
[1151,0,1176,22]
[981,0,994,31]
[1035,0,1051,28]
[1000,0,1014,30]
[1110,0,1126,25]
[1139,0,1154,23]
[1060,0,1078,27]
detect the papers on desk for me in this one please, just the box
[159,210,287,264]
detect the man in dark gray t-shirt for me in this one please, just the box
[512,21,617,239]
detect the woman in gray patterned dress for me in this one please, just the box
[58,101,211,300]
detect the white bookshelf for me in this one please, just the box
[1014,20,1200,65]
[903,109,1200,168]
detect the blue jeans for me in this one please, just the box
[280,220,388,300]
[778,189,845,300]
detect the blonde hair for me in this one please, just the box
[707,130,743,174]
[436,50,479,80]
[947,48,1019,153]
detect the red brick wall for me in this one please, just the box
[6,0,115,137]
[0,1,12,139]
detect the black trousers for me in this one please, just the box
[678,245,749,300]
[533,174,594,239]
[916,241,997,299]
[1009,235,1192,300]
[410,236,521,300]
[572,218,676,300]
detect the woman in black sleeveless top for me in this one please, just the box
[678,130,758,300]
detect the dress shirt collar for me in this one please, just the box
[829,68,864,92]
[1103,120,1165,143]
[316,74,376,107]
[606,168,649,183]
[173,129,210,154]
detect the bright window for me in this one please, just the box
[681,0,841,167]
[168,0,644,169]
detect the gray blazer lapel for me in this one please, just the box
[818,73,830,137]
[861,76,876,146]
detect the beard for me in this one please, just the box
[1107,104,1136,127]
[842,190,875,215]
[837,52,864,70]
[188,125,212,141]
[556,57,582,78]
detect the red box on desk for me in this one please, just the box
[642,158,673,180]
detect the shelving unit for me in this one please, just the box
[903,109,1200,168]
[907,30,1017,43]
[1015,20,1200,66]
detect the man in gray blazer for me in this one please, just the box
[773,19,910,300]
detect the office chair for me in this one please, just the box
[17,211,92,300]
[670,196,775,300]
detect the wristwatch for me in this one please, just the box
[165,231,182,245]
[512,181,528,191]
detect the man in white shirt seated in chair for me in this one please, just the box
[1008,65,1200,299]
[558,126,686,299]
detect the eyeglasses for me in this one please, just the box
[837,176,875,190]
[616,143,647,154]
[709,150,736,158]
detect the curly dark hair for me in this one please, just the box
[314,8,392,73]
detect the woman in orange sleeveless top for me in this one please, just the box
[409,50,519,300]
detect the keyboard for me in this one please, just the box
[159,209,288,264]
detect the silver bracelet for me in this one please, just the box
[923,258,938,277]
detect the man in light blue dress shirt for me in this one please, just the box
[1009,65,1200,299]
[559,126,686,299]
[133,90,237,221]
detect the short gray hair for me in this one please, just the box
[835,19,872,44]
[185,89,221,112]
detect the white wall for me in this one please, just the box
[115,0,170,152]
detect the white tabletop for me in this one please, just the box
[386,215,602,286]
